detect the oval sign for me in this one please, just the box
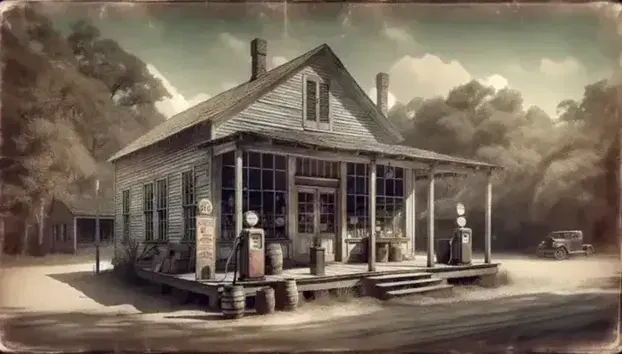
[197,198,213,216]
[456,203,466,216]
[456,216,467,228]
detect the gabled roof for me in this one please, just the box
[56,197,115,217]
[108,43,403,162]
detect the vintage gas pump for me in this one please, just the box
[238,211,266,281]
[449,203,473,265]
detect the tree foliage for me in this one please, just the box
[0,4,170,255]
[391,78,620,250]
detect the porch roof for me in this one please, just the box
[198,130,499,170]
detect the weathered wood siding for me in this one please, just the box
[213,56,396,143]
[113,125,212,248]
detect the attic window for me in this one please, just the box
[303,75,331,131]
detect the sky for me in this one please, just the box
[45,2,619,119]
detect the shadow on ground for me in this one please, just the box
[46,271,212,314]
[3,291,619,352]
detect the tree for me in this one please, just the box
[67,20,171,128]
[390,77,619,250]
[1,4,168,256]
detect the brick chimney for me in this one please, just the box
[250,38,267,81]
[375,72,389,116]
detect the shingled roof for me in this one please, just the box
[108,43,403,162]
[198,130,498,169]
[58,197,115,217]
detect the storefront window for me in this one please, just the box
[221,151,288,240]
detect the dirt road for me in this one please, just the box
[1,254,619,352]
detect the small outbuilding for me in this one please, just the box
[46,197,115,253]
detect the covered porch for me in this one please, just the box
[201,130,498,271]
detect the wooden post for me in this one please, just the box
[339,162,348,262]
[234,147,244,237]
[427,165,435,268]
[368,159,377,272]
[485,169,493,263]
[287,156,296,259]
[404,168,416,258]
[72,217,78,254]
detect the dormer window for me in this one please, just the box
[303,74,331,131]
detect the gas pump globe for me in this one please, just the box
[238,211,266,281]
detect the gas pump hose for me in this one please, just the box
[219,235,243,283]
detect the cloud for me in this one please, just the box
[382,24,417,46]
[147,64,210,118]
[478,74,509,91]
[271,55,288,69]
[219,32,246,53]
[367,87,397,110]
[388,54,473,102]
[539,57,582,77]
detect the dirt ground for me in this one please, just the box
[0,251,620,352]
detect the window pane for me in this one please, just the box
[248,191,262,213]
[274,171,286,191]
[222,166,235,189]
[275,155,287,170]
[261,170,274,190]
[248,152,261,168]
[248,168,261,190]
[222,151,234,167]
[275,192,286,215]
[261,153,273,169]
[263,191,275,215]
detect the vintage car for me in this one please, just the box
[535,230,594,260]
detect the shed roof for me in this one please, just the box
[108,43,403,162]
[58,197,114,217]
[199,129,498,169]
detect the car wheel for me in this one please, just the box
[554,247,568,260]
[584,245,594,257]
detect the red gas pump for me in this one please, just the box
[238,211,266,281]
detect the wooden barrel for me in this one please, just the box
[376,243,389,263]
[255,287,276,315]
[221,285,245,319]
[276,279,299,311]
[265,243,284,275]
[389,243,402,262]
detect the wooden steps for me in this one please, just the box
[365,271,453,300]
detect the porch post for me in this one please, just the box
[234,147,244,238]
[485,169,493,263]
[404,168,415,258]
[368,159,377,272]
[72,216,77,253]
[426,165,435,268]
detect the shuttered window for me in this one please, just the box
[303,75,331,130]
[156,178,168,241]
[182,170,196,241]
[122,190,130,242]
[143,183,154,241]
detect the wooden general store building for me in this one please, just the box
[109,38,497,271]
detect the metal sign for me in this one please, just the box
[198,198,213,216]
[456,216,467,228]
[456,203,466,216]
[195,215,216,280]
[462,232,470,244]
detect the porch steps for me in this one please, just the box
[365,272,453,300]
